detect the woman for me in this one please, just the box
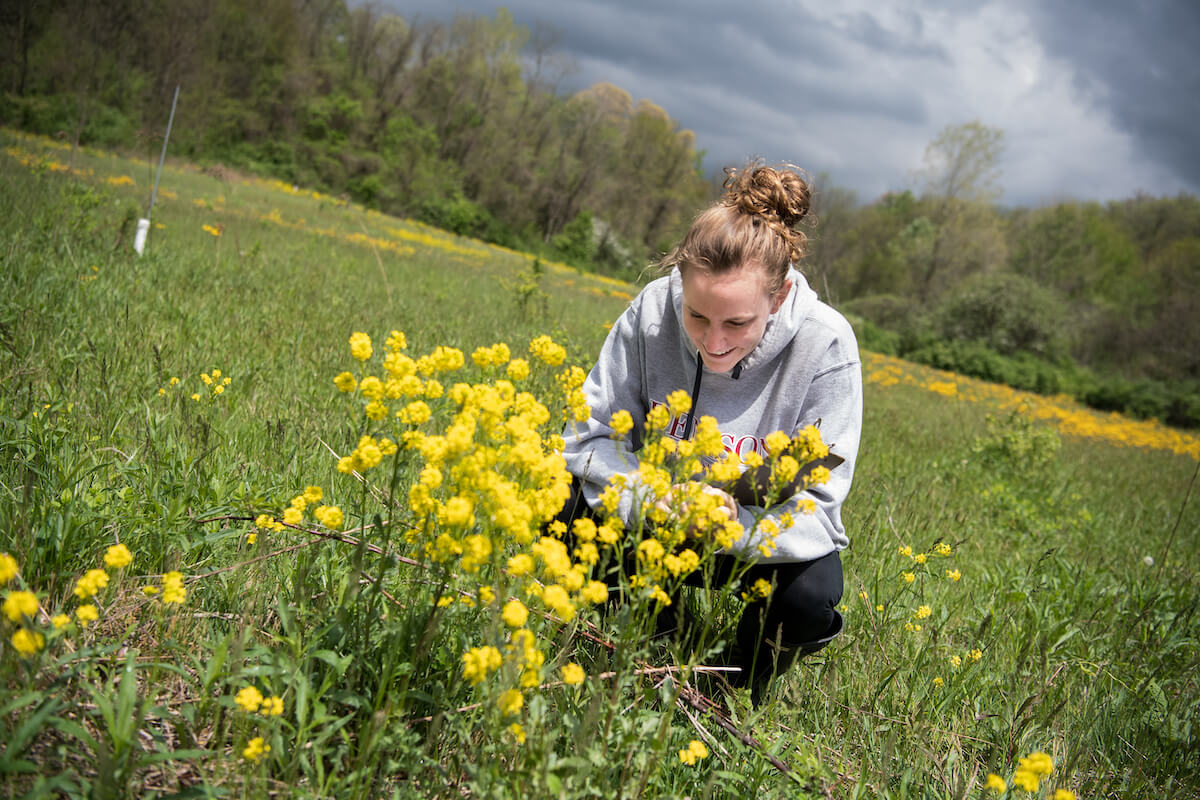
[560,163,862,703]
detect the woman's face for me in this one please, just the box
[680,263,792,372]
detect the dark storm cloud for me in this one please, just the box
[380,0,1199,204]
[1023,0,1200,195]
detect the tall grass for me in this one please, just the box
[2,131,1198,799]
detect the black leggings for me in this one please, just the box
[552,477,844,687]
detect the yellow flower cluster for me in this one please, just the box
[987,750,1067,795]
[234,686,285,716]
[529,335,566,366]
[73,568,110,599]
[104,544,132,570]
[0,553,18,584]
[865,351,1200,459]
[678,739,709,766]
[161,571,186,605]
[242,736,270,763]
[472,343,512,368]
[3,590,38,623]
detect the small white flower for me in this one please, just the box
[1143,555,1155,567]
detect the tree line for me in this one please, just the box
[0,0,708,275]
[2,2,1197,425]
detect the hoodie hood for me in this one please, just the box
[669,265,818,376]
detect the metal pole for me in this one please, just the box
[148,84,180,221]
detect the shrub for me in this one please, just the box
[930,271,1071,360]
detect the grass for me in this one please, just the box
[2,128,1198,799]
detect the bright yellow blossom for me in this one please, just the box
[501,599,529,629]
[51,613,71,629]
[461,645,503,685]
[678,739,709,766]
[76,604,99,626]
[498,688,523,716]
[314,505,343,529]
[985,774,1007,793]
[242,737,270,762]
[349,332,373,361]
[73,569,109,599]
[561,662,586,686]
[609,409,634,437]
[3,590,38,622]
[235,686,264,712]
[104,543,132,569]
[161,571,186,604]
[0,553,19,584]
[10,628,44,657]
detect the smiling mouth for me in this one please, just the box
[706,348,735,358]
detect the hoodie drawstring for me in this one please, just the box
[682,351,704,440]
[682,351,744,440]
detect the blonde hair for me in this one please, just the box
[660,163,811,293]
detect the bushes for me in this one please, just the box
[853,320,1200,429]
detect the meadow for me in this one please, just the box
[2,128,1198,799]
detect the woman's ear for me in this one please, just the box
[770,279,794,314]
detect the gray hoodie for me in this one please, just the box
[563,266,862,562]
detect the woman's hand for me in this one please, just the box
[655,482,738,538]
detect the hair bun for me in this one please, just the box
[723,163,811,228]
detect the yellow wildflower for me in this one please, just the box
[76,604,99,626]
[901,572,915,584]
[10,628,44,657]
[3,590,38,622]
[678,739,709,766]
[1012,768,1040,792]
[508,722,527,744]
[161,571,186,604]
[73,569,110,599]
[51,613,71,629]
[349,332,373,361]
[1053,790,1076,800]
[914,605,932,619]
[334,372,357,392]
[945,569,962,582]
[260,696,284,716]
[104,543,132,570]
[242,737,270,763]
[0,553,18,584]
[498,688,523,716]
[609,409,634,437]
[506,359,530,380]
[561,662,585,686]
[985,774,1007,793]
[529,335,566,366]
[314,505,343,529]
[501,599,529,629]
[461,645,503,684]
[235,686,264,712]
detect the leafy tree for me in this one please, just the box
[913,121,1007,300]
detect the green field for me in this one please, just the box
[2,130,1198,799]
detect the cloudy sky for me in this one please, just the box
[383,0,1200,207]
